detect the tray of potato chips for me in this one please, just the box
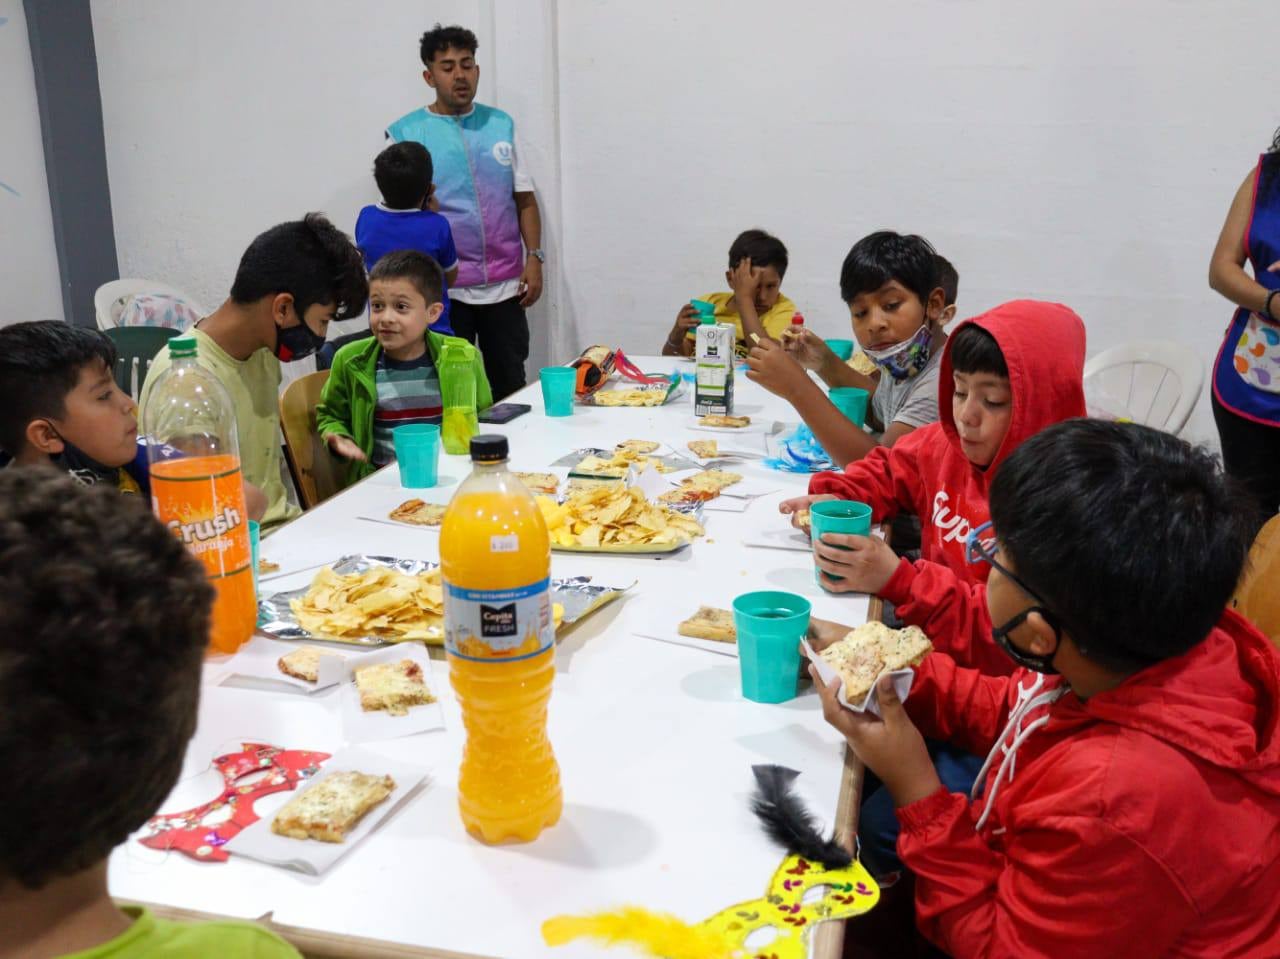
[259,555,633,647]
[577,374,684,408]
[535,485,705,553]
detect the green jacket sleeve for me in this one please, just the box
[315,353,355,439]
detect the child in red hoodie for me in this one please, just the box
[781,299,1087,676]
[811,419,1280,957]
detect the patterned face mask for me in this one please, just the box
[863,323,934,381]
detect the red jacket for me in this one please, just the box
[810,301,1087,674]
[897,610,1280,958]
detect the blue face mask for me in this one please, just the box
[862,323,934,381]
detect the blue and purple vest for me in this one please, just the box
[387,104,523,290]
[1214,152,1280,426]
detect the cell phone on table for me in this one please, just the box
[478,403,532,424]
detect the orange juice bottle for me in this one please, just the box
[142,335,256,654]
[441,434,561,843]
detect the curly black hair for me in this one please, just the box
[420,23,478,66]
[0,469,213,889]
[0,321,118,457]
[229,213,369,322]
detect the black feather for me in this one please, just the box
[750,764,852,869]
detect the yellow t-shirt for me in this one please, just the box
[61,905,300,957]
[685,291,797,356]
[141,328,300,528]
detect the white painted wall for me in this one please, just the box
[90,0,1269,441]
[554,0,1267,444]
[0,0,64,326]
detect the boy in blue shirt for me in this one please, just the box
[356,142,459,334]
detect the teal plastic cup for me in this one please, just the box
[393,424,440,488]
[732,590,812,703]
[828,387,870,428]
[689,298,718,316]
[810,500,873,588]
[248,519,261,599]
[540,367,577,417]
[825,338,855,361]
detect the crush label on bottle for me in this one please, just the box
[444,577,553,661]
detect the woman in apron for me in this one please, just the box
[1209,125,1280,516]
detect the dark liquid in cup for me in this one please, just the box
[749,608,798,619]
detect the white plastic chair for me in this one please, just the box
[93,278,210,331]
[1083,341,1204,435]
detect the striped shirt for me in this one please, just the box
[371,351,443,467]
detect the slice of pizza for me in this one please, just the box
[514,472,559,494]
[677,606,736,643]
[277,646,336,683]
[257,558,281,574]
[684,469,742,493]
[698,414,751,428]
[270,771,396,843]
[617,439,660,454]
[687,439,718,459]
[354,659,436,716]
[818,621,932,703]
[388,499,447,527]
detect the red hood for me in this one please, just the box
[1060,610,1280,785]
[940,300,1088,474]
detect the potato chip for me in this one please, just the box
[290,566,445,643]
[535,487,705,550]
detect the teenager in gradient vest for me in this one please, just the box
[387,24,545,401]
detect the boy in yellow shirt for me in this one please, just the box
[0,470,299,959]
[661,229,797,358]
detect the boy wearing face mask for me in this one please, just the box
[781,301,1088,676]
[141,214,368,527]
[808,420,1280,957]
[747,233,954,468]
[0,321,268,519]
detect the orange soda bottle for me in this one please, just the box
[142,335,256,654]
[441,434,561,843]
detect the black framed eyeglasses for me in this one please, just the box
[965,521,1044,603]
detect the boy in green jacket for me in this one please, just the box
[317,250,491,487]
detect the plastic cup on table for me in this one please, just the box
[825,338,855,361]
[828,387,870,428]
[248,519,261,599]
[393,424,440,488]
[810,500,873,589]
[540,366,577,417]
[732,591,812,704]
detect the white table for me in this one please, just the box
[111,358,873,959]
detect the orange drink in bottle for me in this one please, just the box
[142,336,256,654]
[441,434,561,843]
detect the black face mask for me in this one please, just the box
[275,313,327,362]
[45,425,119,487]
[992,606,1061,675]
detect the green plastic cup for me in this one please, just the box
[829,387,870,428]
[825,338,855,361]
[393,424,440,488]
[810,500,873,588]
[540,366,577,417]
[248,519,261,599]
[732,590,812,703]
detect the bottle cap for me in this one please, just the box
[168,335,198,359]
[470,434,508,462]
[791,312,805,325]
